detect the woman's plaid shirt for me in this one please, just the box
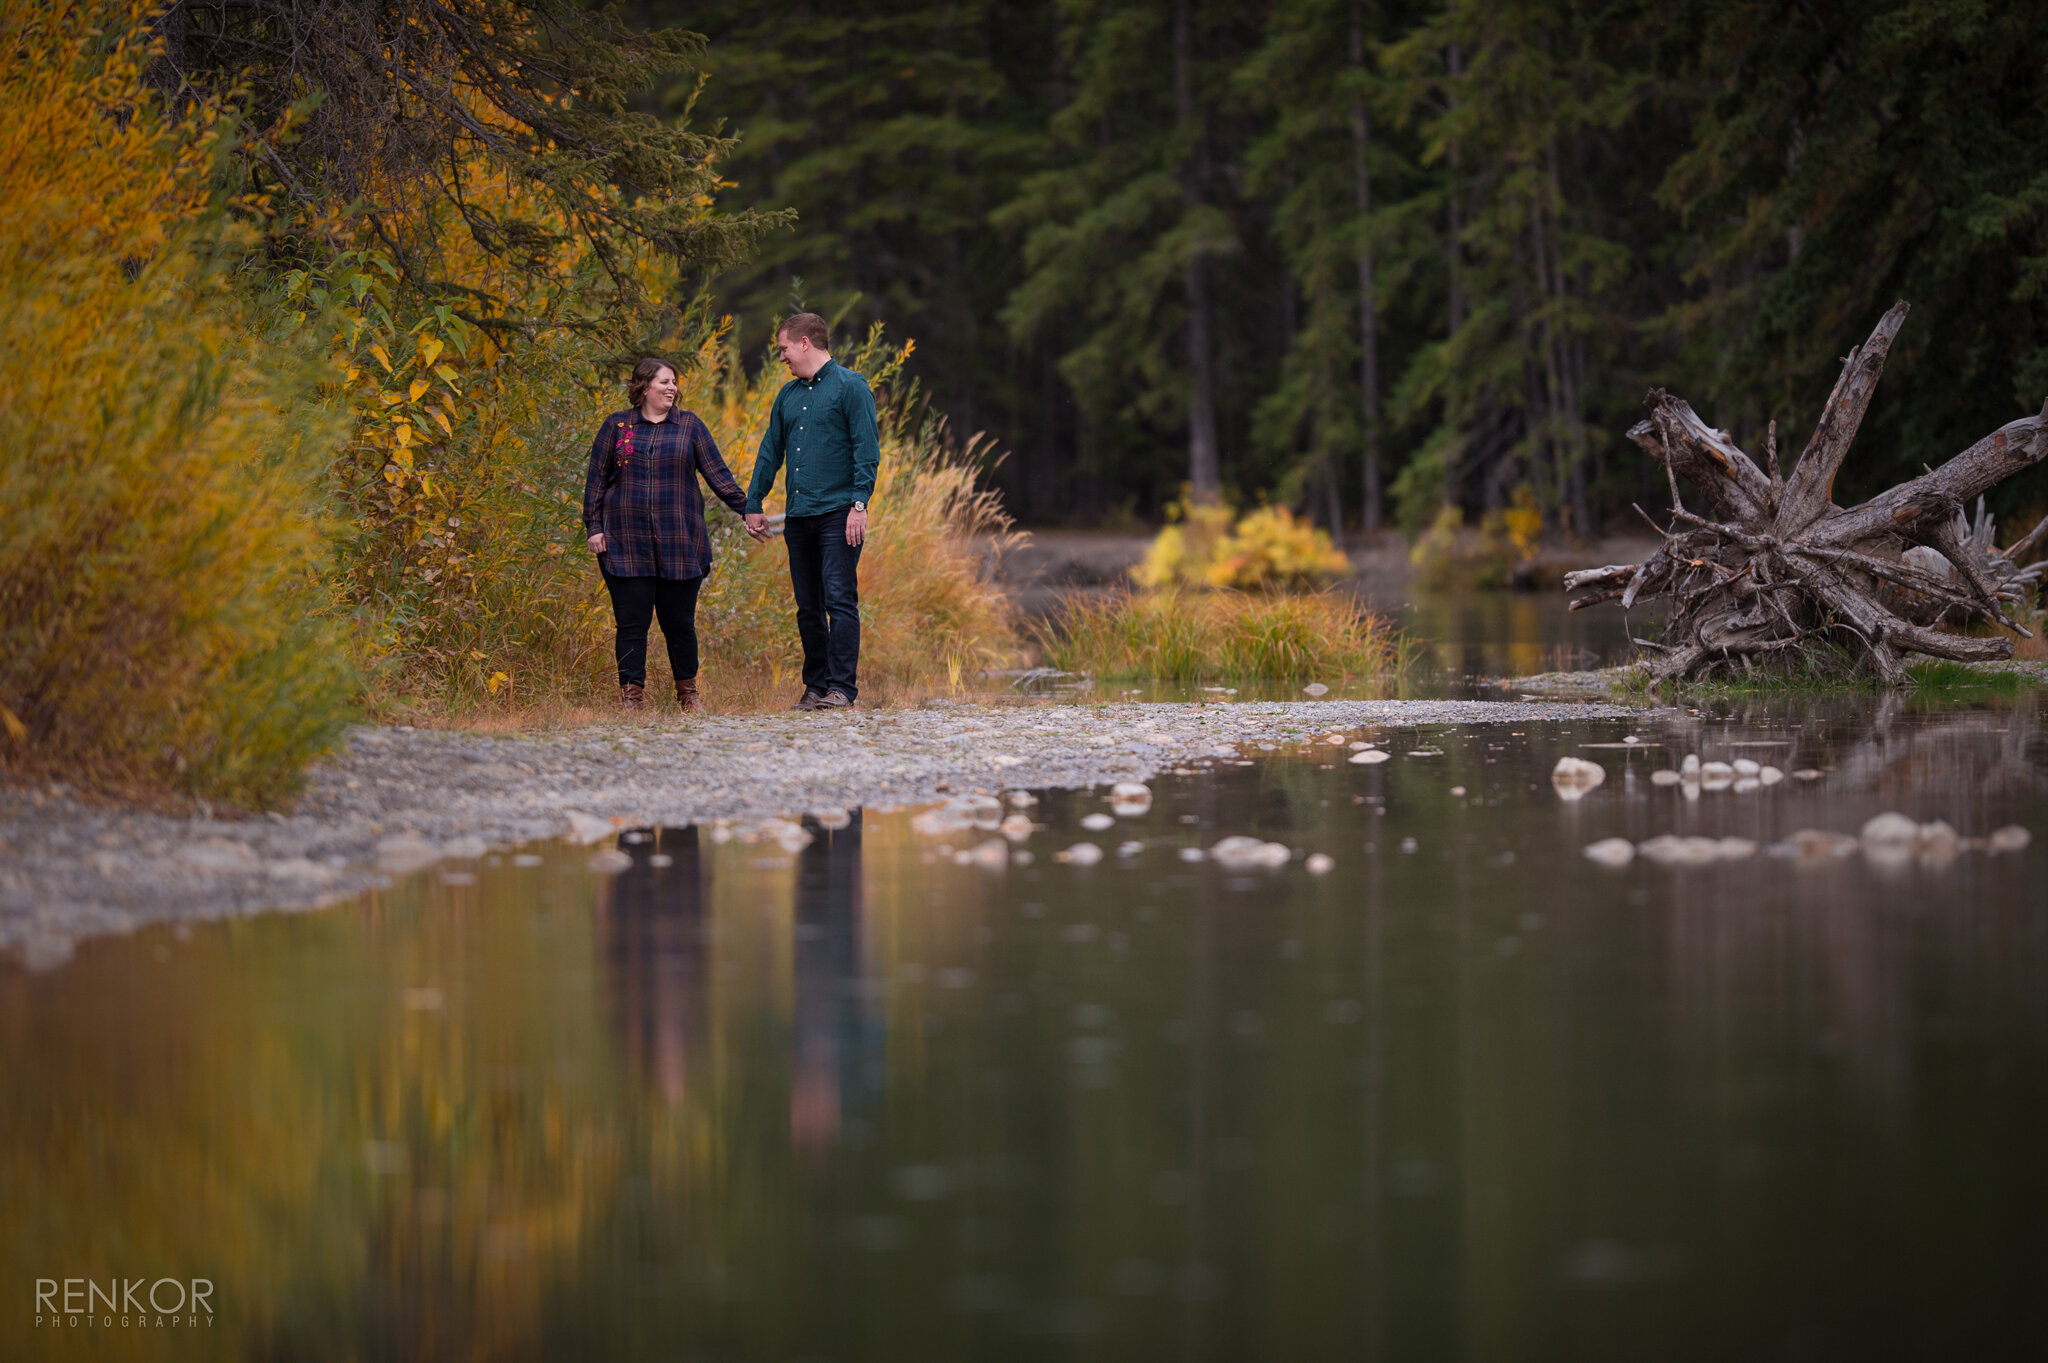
[582,408,749,579]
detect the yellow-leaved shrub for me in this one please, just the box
[0,0,355,802]
[1133,499,1349,592]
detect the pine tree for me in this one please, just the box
[1658,0,2048,506]
[996,0,1266,509]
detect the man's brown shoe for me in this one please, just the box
[790,689,824,711]
[675,676,702,713]
[814,689,854,711]
[620,682,646,711]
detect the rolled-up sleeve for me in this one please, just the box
[582,417,619,535]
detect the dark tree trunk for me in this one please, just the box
[1174,0,1221,502]
[1350,0,1381,531]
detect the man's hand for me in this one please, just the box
[587,532,606,554]
[845,507,868,547]
[744,512,770,542]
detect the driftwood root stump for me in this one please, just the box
[1567,301,2048,685]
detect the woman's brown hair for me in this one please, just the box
[627,357,678,408]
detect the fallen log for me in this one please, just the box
[1568,301,2048,686]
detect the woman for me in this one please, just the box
[582,358,757,712]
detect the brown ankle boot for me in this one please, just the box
[620,682,646,711]
[675,676,702,713]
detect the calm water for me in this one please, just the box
[7,693,2047,1360]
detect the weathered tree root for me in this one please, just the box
[1567,301,2048,686]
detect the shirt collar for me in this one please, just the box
[635,406,677,423]
[803,358,836,386]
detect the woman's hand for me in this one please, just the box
[587,532,606,554]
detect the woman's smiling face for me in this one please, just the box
[644,366,678,413]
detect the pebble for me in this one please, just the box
[1302,683,1330,697]
[1349,749,1392,765]
[1080,813,1115,831]
[1305,853,1335,875]
[1582,837,1635,867]
[1551,756,1606,800]
[1210,836,1292,870]
[1054,843,1104,866]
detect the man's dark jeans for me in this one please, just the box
[783,507,864,700]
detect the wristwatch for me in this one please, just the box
[851,501,867,512]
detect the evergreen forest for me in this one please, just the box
[662,0,2048,533]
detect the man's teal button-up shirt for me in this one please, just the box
[745,359,880,517]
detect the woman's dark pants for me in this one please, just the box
[784,507,864,701]
[601,566,702,686]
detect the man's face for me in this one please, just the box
[777,331,826,380]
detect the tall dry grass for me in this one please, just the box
[1037,590,1402,683]
[0,1,356,803]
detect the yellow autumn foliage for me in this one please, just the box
[1133,499,1350,592]
[0,0,355,801]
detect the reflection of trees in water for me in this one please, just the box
[594,827,708,1104]
[791,810,883,1154]
[1651,695,2044,796]
[1642,697,2048,1124]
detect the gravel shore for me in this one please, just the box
[1,697,1643,966]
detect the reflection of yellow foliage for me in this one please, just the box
[1134,500,1349,592]
[1411,487,1544,591]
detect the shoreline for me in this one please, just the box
[0,698,1646,967]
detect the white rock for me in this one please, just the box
[1305,852,1336,875]
[1450,786,1466,797]
[1988,825,2033,853]
[1111,781,1151,801]
[1784,828,1860,859]
[1117,840,1146,858]
[1916,820,1960,866]
[1007,790,1039,808]
[587,848,633,873]
[1178,847,1207,862]
[1055,842,1104,866]
[266,857,337,884]
[1650,769,1682,787]
[1551,756,1607,800]
[968,838,1009,869]
[1080,812,1115,832]
[1717,837,1759,859]
[1349,740,1374,750]
[812,806,852,830]
[1210,836,1293,870]
[373,833,441,875]
[1699,761,1736,791]
[563,810,615,845]
[1349,748,1391,765]
[1734,777,1761,794]
[177,837,261,874]
[1582,837,1635,867]
[1792,768,1824,781]
[1302,682,1330,697]
[1681,754,1701,777]
[1759,766,1784,785]
[1637,835,1723,867]
[441,836,488,860]
[999,813,1036,843]
[1861,812,1920,846]
[1732,758,1761,776]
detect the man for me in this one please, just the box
[745,313,880,711]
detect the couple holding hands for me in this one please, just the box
[581,313,877,714]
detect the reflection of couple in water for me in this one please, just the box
[581,312,880,715]
[595,810,880,1151]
